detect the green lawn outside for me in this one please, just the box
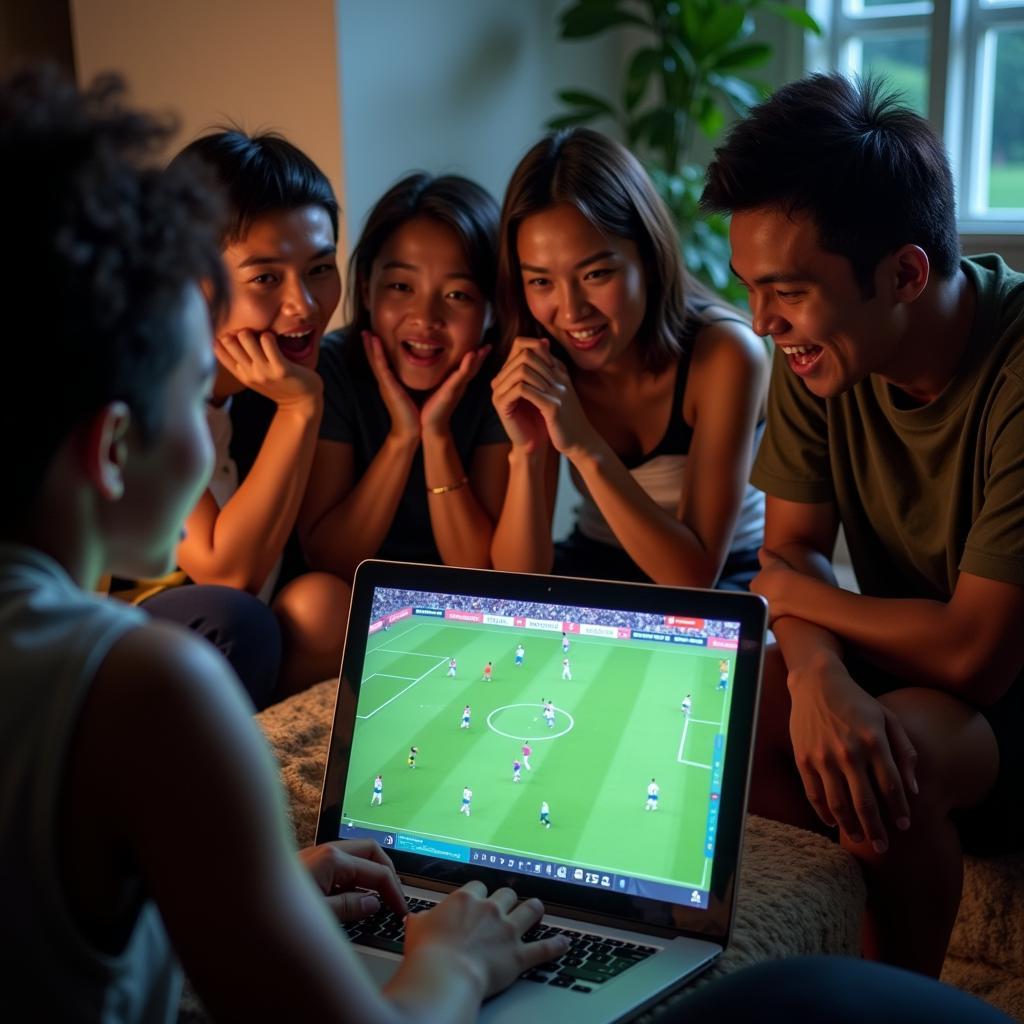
[341,615,734,891]
[989,165,1024,210]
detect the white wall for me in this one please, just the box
[70,0,348,251]
[336,0,623,246]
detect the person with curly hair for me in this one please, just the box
[0,67,569,1021]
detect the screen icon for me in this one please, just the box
[690,890,702,904]
[534,862,543,873]
[382,833,395,847]
[600,875,611,887]
[573,868,584,881]
[556,865,567,879]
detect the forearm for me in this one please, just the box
[766,542,845,678]
[569,441,717,587]
[777,574,1007,700]
[303,435,419,580]
[490,447,554,573]
[183,401,321,592]
[422,431,494,568]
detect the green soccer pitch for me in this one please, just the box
[342,614,735,891]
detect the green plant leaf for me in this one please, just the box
[708,71,761,114]
[555,89,617,113]
[697,97,726,136]
[711,41,772,71]
[560,3,649,38]
[630,104,678,151]
[689,5,746,58]
[761,2,822,34]
[545,110,605,130]
[623,47,661,110]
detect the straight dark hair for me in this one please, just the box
[498,128,718,375]
[701,73,960,294]
[1,66,226,531]
[345,172,499,334]
[170,128,339,246]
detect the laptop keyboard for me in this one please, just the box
[345,898,658,995]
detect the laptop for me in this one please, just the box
[315,561,766,1023]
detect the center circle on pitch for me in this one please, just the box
[486,703,574,742]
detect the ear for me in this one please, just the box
[891,245,930,303]
[82,401,132,502]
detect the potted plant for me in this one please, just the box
[550,0,820,299]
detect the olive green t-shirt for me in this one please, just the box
[751,254,1024,601]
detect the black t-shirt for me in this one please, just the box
[226,388,310,592]
[318,329,508,565]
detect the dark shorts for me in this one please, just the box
[553,528,760,591]
[849,655,1024,856]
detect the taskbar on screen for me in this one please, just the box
[339,821,709,910]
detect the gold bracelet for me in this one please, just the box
[427,476,469,495]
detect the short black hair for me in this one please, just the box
[1,66,226,530]
[346,172,499,332]
[171,129,339,246]
[701,73,960,293]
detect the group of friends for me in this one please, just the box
[2,61,1021,1022]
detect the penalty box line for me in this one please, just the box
[358,656,449,720]
[676,715,712,770]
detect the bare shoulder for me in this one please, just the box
[84,619,260,786]
[690,315,769,377]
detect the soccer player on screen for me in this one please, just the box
[512,759,522,783]
[561,657,572,681]
[461,705,471,729]
[407,746,418,769]
[483,661,493,681]
[718,659,729,691]
[543,701,556,730]
[371,774,383,806]
[681,694,693,717]
[447,657,457,678]
[539,801,551,828]
[460,787,473,816]
[522,741,532,770]
[562,632,570,654]
[514,644,525,667]
[645,778,660,811]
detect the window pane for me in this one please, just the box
[843,0,933,12]
[988,26,1024,210]
[855,32,930,114]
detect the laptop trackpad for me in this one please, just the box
[357,949,401,986]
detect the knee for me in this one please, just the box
[877,687,998,809]
[273,572,351,639]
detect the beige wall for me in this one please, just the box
[69,0,347,258]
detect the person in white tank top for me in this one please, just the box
[490,129,768,589]
[0,68,567,1023]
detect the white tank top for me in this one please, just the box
[0,544,181,1021]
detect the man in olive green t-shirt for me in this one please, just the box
[703,73,1024,978]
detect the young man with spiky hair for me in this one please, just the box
[702,72,1024,976]
[0,67,567,1021]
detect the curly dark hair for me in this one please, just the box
[701,73,960,295]
[0,66,227,529]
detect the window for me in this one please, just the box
[807,0,1024,231]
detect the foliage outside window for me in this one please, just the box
[807,0,1024,229]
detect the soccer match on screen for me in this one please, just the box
[339,587,740,900]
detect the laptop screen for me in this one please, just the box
[322,571,761,928]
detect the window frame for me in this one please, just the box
[806,0,1024,234]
